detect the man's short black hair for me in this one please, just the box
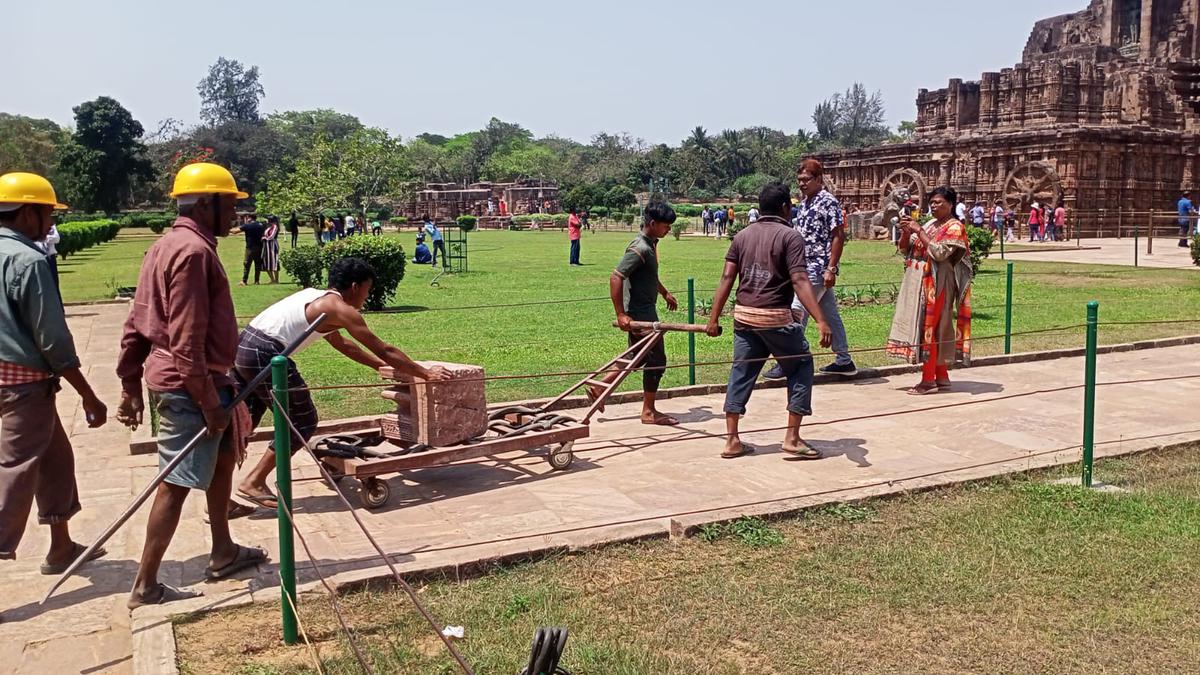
[643,200,676,226]
[328,256,377,290]
[759,182,791,215]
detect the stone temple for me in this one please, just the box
[398,179,560,224]
[819,0,1200,237]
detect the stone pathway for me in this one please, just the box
[1001,236,1196,268]
[2,302,1198,674]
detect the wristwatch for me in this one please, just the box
[828,265,840,276]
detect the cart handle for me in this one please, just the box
[612,320,721,336]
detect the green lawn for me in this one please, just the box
[60,229,1200,418]
[173,445,1200,674]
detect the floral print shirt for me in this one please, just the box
[793,188,843,280]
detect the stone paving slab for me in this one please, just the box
[1001,236,1197,268]
[2,303,1199,675]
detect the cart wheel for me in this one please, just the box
[547,441,575,471]
[359,477,390,509]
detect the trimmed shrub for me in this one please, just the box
[1190,234,1199,267]
[57,220,121,258]
[673,204,702,218]
[60,212,109,223]
[551,213,570,226]
[671,220,689,240]
[280,245,325,288]
[320,236,407,310]
[456,215,478,232]
[390,216,409,225]
[621,212,636,226]
[589,206,609,218]
[966,225,995,275]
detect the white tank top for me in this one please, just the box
[248,288,340,353]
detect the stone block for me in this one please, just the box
[379,361,487,446]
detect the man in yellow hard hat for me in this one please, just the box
[115,163,268,608]
[0,172,109,577]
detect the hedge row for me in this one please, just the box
[280,236,407,311]
[57,220,121,258]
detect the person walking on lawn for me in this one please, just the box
[232,257,448,509]
[0,172,109,581]
[764,159,856,380]
[568,209,583,265]
[232,213,265,286]
[705,183,832,460]
[115,163,267,609]
[586,201,681,426]
[422,215,446,267]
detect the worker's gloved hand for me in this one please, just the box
[615,313,632,332]
[202,405,231,438]
[116,391,143,430]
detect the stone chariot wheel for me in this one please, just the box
[1003,161,1062,212]
[879,169,927,210]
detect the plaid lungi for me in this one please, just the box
[234,326,319,451]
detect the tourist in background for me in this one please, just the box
[1028,201,1042,242]
[412,234,432,264]
[702,206,712,235]
[334,214,345,239]
[748,205,759,223]
[1178,191,1194,247]
[261,216,280,285]
[704,182,831,460]
[714,206,725,238]
[423,215,445,267]
[0,171,108,580]
[969,200,985,230]
[955,198,967,222]
[371,218,382,236]
[764,159,856,380]
[287,212,300,249]
[345,213,357,236]
[568,208,583,266]
[232,213,265,286]
[39,221,61,293]
[726,206,735,234]
[887,186,973,395]
[1053,203,1067,241]
[991,200,1005,238]
[581,209,591,231]
[1004,207,1017,242]
[1043,204,1054,240]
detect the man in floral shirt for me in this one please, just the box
[765,159,856,379]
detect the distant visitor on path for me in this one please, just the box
[233,213,265,286]
[261,216,281,284]
[886,185,973,395]
[1028,201,1043,242]
[231,258,448,510]
[0,172,108,585]
[422,215,446,268]
[705,183,832,460]
[568,209,582,265]
[586,201,680,426]
[116,163,266,609]
[1179,191,1195,247]
[991,200,1005,237]
[286,212,300,248]
[764,159,856,381]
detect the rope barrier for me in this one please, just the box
[271,391,476,675]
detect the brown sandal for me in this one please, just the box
[721,443,754,459]
[907,382,939,395]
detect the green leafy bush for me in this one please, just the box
[588,206,609,218]
[731,173,777,198]
[320,236,407,310]
[552,213,570,226]
[280,245,325,288]
[621,212,636,227]
[673,204,702,218]
[1190,234,1200,267]
[687,188,715,202]
[726,219,747,240]
[456,215,478,232]
[390,216,408,225]
[671,220,688,240]
[57,220,121,258]
[603,185,636,211]
[59,212,109,223]
[966,225,995,276]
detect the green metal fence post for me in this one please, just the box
[687,277,696,386]
[999,227,1005,260]
[1133,224,1139,267]
[272,355,298,645]
[1004,262,1014,355]
[1081,301,1099,488]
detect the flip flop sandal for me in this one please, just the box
[127,583,202,609]
[227,502,256,520]
[907,382,939,396]
[721,443,755,459]
[40,542,107,575]
[782,441,822,460]
[237,488,278,510]
[644,415,680,426]
[205,544,269,581]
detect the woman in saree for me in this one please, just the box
[886,185,973,395]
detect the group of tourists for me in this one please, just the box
[317,213,383,244]
[0,164,452,615]
[955,198,1067,243]
[591,158,971,460]
[701,205,736,237]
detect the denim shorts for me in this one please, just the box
[151,386,234,490]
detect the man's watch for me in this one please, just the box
[828,265,840,276]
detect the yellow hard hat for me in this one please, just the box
[0,172,68,209]
[170,162,249,199]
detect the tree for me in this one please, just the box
[0,114,69,177]
[812,83,891,149]
[257,133,352,222]
[603,185,636,211]
[191,120,285,198]
[892,120,917,143]
[405,138,450,183]
[57,96,153,213]
[342,127,409,214]
[198,57,265,126]
[482,144,558,182]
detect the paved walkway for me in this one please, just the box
[2,303,1199,674]
[1002,236,1196,268]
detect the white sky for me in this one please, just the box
[3,0,1086,143]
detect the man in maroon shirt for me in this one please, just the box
[115,163,266,608]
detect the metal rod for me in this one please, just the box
[1004,262,1014,355]
[273,355,298,645]
[1082,301,1099,488]
[41,314,329,604]
[687,277,696,386]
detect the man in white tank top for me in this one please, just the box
[232,257,448,509]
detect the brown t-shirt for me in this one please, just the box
[724,215,809,309]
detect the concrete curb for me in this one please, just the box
[126,332,1200,455]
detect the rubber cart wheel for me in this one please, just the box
[359,477,390,509]
[547,441,575,471]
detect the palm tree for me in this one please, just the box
[685,126,714,155]
[717,129,748,179]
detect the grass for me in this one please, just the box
[173,444,1200,674]
[59,228,1200,419]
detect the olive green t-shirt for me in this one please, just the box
[614,233,659,321]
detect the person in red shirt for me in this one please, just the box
[116,163,266,608]
[568,209,583,266]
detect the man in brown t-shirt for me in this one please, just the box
[705,183,831,459]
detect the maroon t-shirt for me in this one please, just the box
[724,215,809,309]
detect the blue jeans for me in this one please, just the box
[724,324,813,417]
[791,283,852,365]
[569,239,581,264]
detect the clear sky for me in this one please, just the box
[4,0,1086,144]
